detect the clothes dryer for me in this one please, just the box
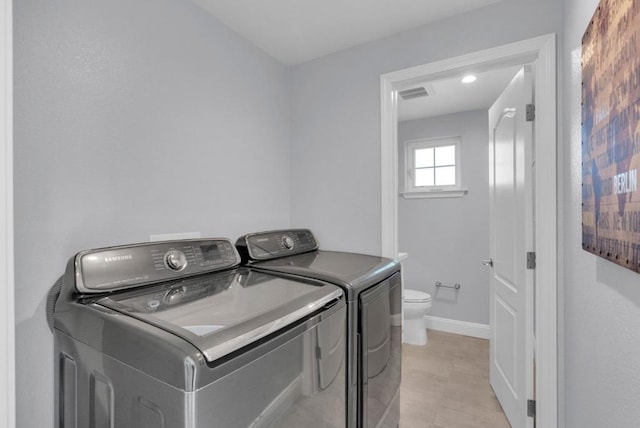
[236,229,401,428]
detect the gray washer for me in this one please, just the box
[236,229,402,428]
[53,238,347,428]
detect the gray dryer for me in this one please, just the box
[236,229,402,428]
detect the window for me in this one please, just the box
[403,137,466,198]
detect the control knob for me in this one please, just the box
[165,250,187,271]
[282,236,294,250]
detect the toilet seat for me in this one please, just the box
[404,289,431,303]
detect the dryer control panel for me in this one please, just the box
[236,229,318,261]
[75,239,240,293]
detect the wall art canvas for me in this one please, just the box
[582,0,640,273]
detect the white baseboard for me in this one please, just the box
[424,315,490,339]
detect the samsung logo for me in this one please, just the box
[104,254,133,263]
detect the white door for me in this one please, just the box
[488,66,535,428]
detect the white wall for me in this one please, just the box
[289,0,563,255]
[398,110,490,324]
[13,0,291,425]
[562,1,640,427]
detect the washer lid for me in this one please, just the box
[404,289,431,303]
[95,268,342,362]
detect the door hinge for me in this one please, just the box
[526,104,535,121]
[527,399,536,418]
[526,252,536,269]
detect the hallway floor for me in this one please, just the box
[400,330,511,428]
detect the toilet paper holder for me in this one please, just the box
[435,281,461,290]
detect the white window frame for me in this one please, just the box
[402,136,467,199]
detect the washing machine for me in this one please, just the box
[236,229,402,428]
[52,238,347,427]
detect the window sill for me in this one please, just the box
[401,189,468,199]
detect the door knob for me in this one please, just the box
[482,259,494,267]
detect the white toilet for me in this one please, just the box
[403,289,432,346]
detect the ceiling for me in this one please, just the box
[189,0,505,65]
[397,65,522,121]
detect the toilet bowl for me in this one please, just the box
[403,289,432,346]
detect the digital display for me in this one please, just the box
[296,231,314,246]
[200,244,221,262]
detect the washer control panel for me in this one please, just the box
[237,229,318,261]
[75,238,240,293]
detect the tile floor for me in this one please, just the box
[399,330,511,428]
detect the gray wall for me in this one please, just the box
[562,1,640,427]
[398,110,490,324]
[14,0,290,425]
[289,0,563,255]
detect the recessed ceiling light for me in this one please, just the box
[461,75,477,84]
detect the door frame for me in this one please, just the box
[1,0,15,427]
[380,34,557,428]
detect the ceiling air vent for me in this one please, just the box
[398,87,429,100]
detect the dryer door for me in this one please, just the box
[359,272,402,428]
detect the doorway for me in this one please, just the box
[380,34,557,428]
